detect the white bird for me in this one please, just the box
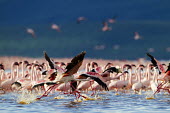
[134,32,141,40]
[26,28,36,38]
[51,24,61,32]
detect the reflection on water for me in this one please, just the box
[0,91,170,113]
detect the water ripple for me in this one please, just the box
[0,91,170,113]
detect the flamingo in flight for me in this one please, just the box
[77,16,87,24]
[134,32,141,40]
[51,24,61,32]
[26,28,36,38]
[102,21,111,32]
[108,15,117,23]
[146,53,170,95]
[36,51,109,100]
[36,51,86,99]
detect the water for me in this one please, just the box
[0,91,170,113]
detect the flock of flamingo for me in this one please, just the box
[26,16,141,40]
[0,51,170,102]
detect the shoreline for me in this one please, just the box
[0,56,169,70]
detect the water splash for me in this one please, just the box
[73,94,102,102]
[144,91,156,100]
[16,90,38,104]
[54,95,65,99]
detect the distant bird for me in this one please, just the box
[108,15,117,23]
[147,48,155,53]
[51,24,61,32]
[134,32,141,40]
[166,47,170,52]
[94,45,105,50]
[77,16,87,24]
[26,28,36,38]
[102,21,111,32]
[113,45,120,50]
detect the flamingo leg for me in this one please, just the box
[63,83,68,94]
[72,90,87,100]
[153,81,166,95]
[89,81,96,96]
[37,84,58,100]
[157,87,170,93]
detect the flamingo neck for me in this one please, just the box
[22,62,24,78]
[128,69,132,85]
[11,64,14,80]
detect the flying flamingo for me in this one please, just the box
[77,66,121,92]
[36,51,110,100]
[77,16,87,24]
[152,63,170,94]
[108,15,117,23]
[134,32,141,40]
[102,21,112,32]
[51,24,61,32]
[146,53,170,95]
[26,28,36,38]
[36,51,86,99]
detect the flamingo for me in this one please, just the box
[26,28,36,38]
[132,67,144,93]
[134,32,141,40]
[102,21,111,32]
[108,15,117,23]
[141,64,152,90]
[51,24,61,32]
[77,66,121,91]
[146,53,165,74]
[150,67,159,93]
[36,51,86,99]
[153,63,170,94]
[0,62,19,91]
[36,51,111,99]
[77,16,87,24]
[108,71,129,91]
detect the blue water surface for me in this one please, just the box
[0,91,170,113]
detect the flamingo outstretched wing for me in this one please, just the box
[103,67,121,73]
[79,74,109,91]
[146,53,165,74]
[44,51,55,69]
[165,63,170,73]
[64,51,86,76]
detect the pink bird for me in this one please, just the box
[108,15,117,23]
[102,21,112,32]
[134,32,141,40]
[148,48,155,53]
[51,24,61,32]
[77,16,87,24]
[166,47,170,52]
[26,28,36,38]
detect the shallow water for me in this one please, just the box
[0,91,170,113]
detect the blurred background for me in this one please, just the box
[0,0,170,60]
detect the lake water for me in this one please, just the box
[0,90,170,113]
